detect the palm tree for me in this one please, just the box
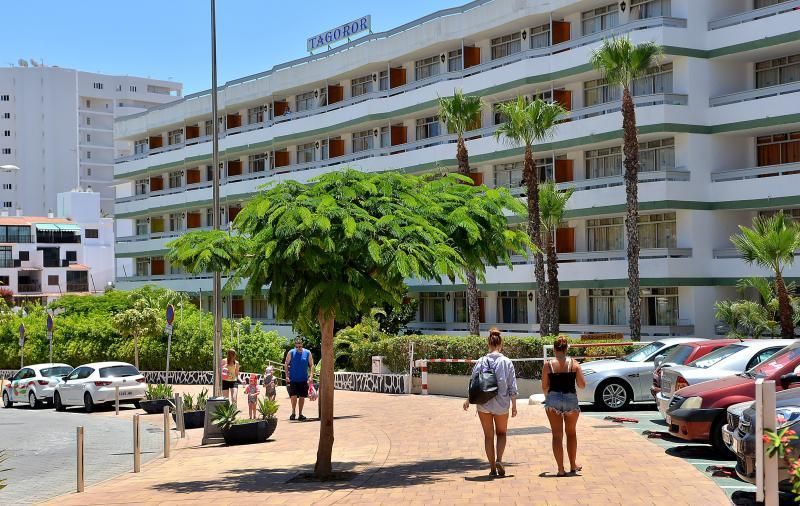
[731,211,800,338]
[590,36,662,341]
[439,89,484,336]
[495,97,565,336]
[539,181,574,335]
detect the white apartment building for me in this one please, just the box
[113,0,800,339]
[0,65,182,216]
[0,190,114,305]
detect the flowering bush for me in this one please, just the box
[763,415,800,499]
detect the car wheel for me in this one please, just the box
[711,415,734,457]
[28,392,40,409]
[596,379,631,411]
[2,391,11,408]
[83,393,94,413]
[54,392,66,412]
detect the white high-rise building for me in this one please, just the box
[0,65,182,216]
[113,0,800,339]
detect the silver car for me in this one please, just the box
[656,339,794,418]
[579,338,702,410]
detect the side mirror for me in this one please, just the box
[780,373,800,390]
[61,375,68,382]
[654,355,665,368]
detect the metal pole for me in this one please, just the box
[211,0,223,399]
[165,328,172,386]
[115,385,120,415]
[175,393,185,438]
[133,414,141,473]
[76,426,84,493]
[163,405,171,458]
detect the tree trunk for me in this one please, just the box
[525,145,549,336]
[545,228,560,335]
[457,135,481,336]
[315,312,335,478]
[621,86,642,341]
[134,334,140,370]
[775,272,795,338]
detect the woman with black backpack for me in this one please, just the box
[462,328,518,477]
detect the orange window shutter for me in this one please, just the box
[186,126,200,139]
[553,90,572,111]
[151,259,165,275]
[150,176,164,191]
[464,46,481,68]
[329,139,345,158]
[556,228,576,253]
[149,136,163,149]
[469,172,483,186]
[328,85,344,104]
[554,159,574,183]
[274,151,290,167]
[274,101,288,116]
[552,21,570,44]
[186,169,200,184]
[390,125,407,146]
[390,67,407,88]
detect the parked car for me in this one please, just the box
[724,383,800,491]
[666,341,800,452]
[53,362,147,413]
[2,363,73,408]
[657,340,793,419]
[578,337,701,410]
[651,340,739,399]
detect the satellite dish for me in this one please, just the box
[17,59,28,67]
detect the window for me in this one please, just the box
[379,70,389,91]
[320,139,328,160]
[85,229,99,239]
[641,287,679,326]
[296,142,315,163]
[380,126,390,148]
[497,291,528,324]
[134,139,148,154]
[630,0,671,19]
[493,100,514,125]
[86,168,92,176]
[638,138,675,173]
[251,298,271,319]
[581,3,619,35]
[135,257,150,277]
[757,131,800,166]
[130,85,137,92]
[135,219,148,236]
[747,347,785,370]
[48,275,59,286]
[0,276,8,286]
[454,291,486,323]
[296,91,316,112]
[169,213,184,232]
[756,54,800,89]
[86,151,91,160]
[248,153,269,172]
[1,149,9,155]
[587,217,624,251]
[3,131,9,137]
[168,129,183,145]
[448,49,463,72]
[86,133,91,143]
[352,130,373,153]
[99,365,140,378]
[493,157,554,189]
[585,146,623,178]
[491,32,521,60]
[2,202,10,208]
[93,82,104,90]
[351,75,373,97]
[583,78,621,107]
[1,184,10,190]
[418,292,445,322]
[639,212,677,249]
[168,170,182,189]
[415,116,441,140]
[247,105,265,124]
[2,113,9,119]
[530,23,551,49]
[18,251,29,261]
[415,55,440,81]
[589,288,627,325]
[756,0,790,8]
[205,119,214,135]
[0,95,9,101]
[135,178,148,195]
[633,63,673,96]
[86,116,91,126]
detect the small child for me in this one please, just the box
[244,374,259,419]
[263,365,277,401]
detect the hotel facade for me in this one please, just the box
[114,0,800,339]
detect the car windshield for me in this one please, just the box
[623,342,664,362]
[688,344,746,369]
[41,366,72,377]
[750,345,800,378]
[662,345,695,365]
[99,365,140,378]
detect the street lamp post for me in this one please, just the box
[210,0,223,399]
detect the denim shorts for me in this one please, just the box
[544,392,580,414]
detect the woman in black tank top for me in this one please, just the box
[541,337,586,477]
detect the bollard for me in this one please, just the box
[163,405,171,459]
[133,414,141,473]
[174,393,185,439]
[76,426,84,493]
[115,385,120,415]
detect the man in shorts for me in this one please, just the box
[284,338,314,421]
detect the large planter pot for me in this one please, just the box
[173,410,205,429]
[260,418,278,440]
[222,420,264,446]
[139,399,172,415]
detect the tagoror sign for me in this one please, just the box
[307,16,371,52]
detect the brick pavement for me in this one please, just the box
[47,386,729,505]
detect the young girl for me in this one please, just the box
[263,365,277,402]
[244,374,260,419]
[222,349,241,404]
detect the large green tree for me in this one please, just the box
[539,181,574,335]
[112,300,161,369]
[731,211,800,338]
[590,36,662,341]
[439,90,485,335]
[170,169,528,478]
[495,97,565,336]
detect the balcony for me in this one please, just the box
[507,167,690,196]
[17,282,41,293]
[509,248,692,265]
[66,282,89,292]
[710,162,800,182]
[709,81,800,107]
[708,0,800,30]
[406,321,693,337]
[567,93,687,121]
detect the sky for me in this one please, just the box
[2,0,467,94]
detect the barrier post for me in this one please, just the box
[755,379,778,506]
[76,426,84,493]
[133,414,141,473]
[163,405,171,458]
[115,385,120,415]
[420,360,428,395]
[174,393,185,438]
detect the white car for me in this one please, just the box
[2,363,73,409]
[53,361,147,413]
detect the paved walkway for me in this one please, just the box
[47,387,729,505]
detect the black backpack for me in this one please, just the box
[468,356,499,405]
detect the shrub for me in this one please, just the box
[146,383,174,400]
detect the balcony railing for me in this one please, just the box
[17,283,41,293]
[406,321,693,337]
[714,247,800,259]
[509,248,692,265]
[117,225,228,243]
[66,282,89,292]
[566,93,687,121]
[115,16,686,165]
[507,167,690,197]
[710,162,800,182]
[709,80,800,107]
[708,0,800,30]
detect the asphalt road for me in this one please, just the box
[0,405,163,504]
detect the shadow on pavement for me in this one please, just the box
[580,403,658,413]
[507,426,550,436]
[665,445,732,461]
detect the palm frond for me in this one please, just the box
[438,89,483,137]
[590,35,663,87]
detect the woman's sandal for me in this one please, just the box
[568,466,583,476]
[496,462,505,477]
[556,471,567,477]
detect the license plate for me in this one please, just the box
[121,391,132,396]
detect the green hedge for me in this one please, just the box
[349,334,634,379]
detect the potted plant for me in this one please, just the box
[257,397,279,440]
[212,399,278,446]
[172,388,207,429]
[139,384,174,415]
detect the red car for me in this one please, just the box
[666,341,800,452]
[651,339,740,399]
